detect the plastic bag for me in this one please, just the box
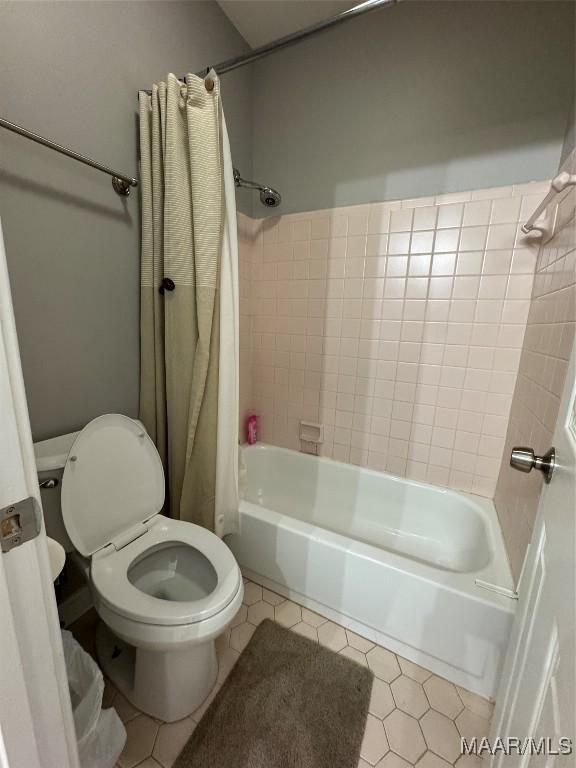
[61,630,126,768]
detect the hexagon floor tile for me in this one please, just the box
[424,676,465,720]
[292,620,319,642]
[367,646,401,682]
[340,645,369,667]
[361,714,390,764]
[317,620,348,651]
[152,719,196,767]
[247,599,274,626]
[242,581,263,605]
[420,710,464,764]
[384,709,427,764]
[391,675,430,719]
[274,599,302,628]
[370,678,396,720]
[70,578,494,768]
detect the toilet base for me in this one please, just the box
[96,621,218,722]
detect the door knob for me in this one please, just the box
[510,446,556,484]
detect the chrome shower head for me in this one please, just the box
[260,187,282,208]
[233,168,281,209]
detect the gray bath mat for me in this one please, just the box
[174,618,373,768]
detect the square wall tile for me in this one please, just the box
[390,209,414,232]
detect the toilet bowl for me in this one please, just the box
[59,413,243,722]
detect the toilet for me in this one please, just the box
[45,413,243,722]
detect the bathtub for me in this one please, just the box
[227,443,516,698]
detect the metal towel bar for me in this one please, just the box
[0,116,138,196]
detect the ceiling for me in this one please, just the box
[217,1,356,49]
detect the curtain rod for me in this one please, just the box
[196,0,398,78]
[141,0,398,94]
[0,116,138,196]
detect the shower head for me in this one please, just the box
[233,168,281,209]
[259,186,282,208]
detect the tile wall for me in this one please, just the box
[238,180,550,498]
[494,150,576,581]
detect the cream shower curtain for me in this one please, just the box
[138,72,239,534]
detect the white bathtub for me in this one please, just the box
[227,443,516,698]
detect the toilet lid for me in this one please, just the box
[61,414,164,557]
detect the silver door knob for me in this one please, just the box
[510,446,556,484]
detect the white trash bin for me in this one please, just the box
[62,630,126,768]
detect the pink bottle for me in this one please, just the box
[246,413,258,445]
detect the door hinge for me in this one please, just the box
[1,497,40,553]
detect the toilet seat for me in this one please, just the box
[61,414,165,557]
[91,516,241,626]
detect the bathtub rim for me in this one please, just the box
[239,442,515,601]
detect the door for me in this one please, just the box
[0,219,78,768]
[490,344,575,765]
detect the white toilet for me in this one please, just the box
[50,413,243,722]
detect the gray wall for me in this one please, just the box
[252,1,575,216]
[0,1,252,441]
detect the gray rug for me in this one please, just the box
[174,619,373,768]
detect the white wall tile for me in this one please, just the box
[494,150,576,582]
[240,179,552,505]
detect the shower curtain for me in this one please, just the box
[138,72,239,535]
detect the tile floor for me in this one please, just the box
[71,579,492,768]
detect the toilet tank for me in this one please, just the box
[34,431,79,552]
